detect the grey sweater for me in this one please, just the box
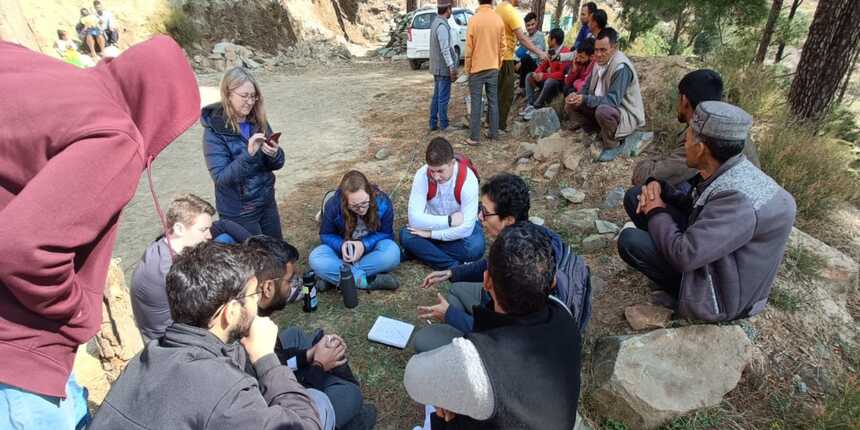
[647,154,796,321]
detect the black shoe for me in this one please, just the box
[400,247,414,263]
[315,277,333,293]
[366,273,400,291]
[341,403,377,430]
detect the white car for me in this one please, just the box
[406,7,473,70]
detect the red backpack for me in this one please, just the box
[426,154,480,205]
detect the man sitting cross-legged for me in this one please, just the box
[404,223,583,429]
[400,137,485,270]
[90,241,327,429]
[413,173,590,353]
[617,101,796,322]
[245,235,377,430]
[520,28,570,120]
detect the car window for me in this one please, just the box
[453,11,468,26]
[412,13,434,30]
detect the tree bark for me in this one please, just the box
[789,0,860,121]
[552,0,566,29]
[533,0,547,29]
[668,8,687,55]
[836,42,860,106]
[774,0,803,64]
[755,0,784,63]
[407,0,418,13]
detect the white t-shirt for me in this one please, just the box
[594,64,608,97]
[407,163,479,241]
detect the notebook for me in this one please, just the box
[367,316,415,349]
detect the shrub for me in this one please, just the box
[757,120,860,225]
[162,7,201,49]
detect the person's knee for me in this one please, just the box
[595,105,620,124]
[307,389,336,430]
[617,228,649,264]
[326,380,363,427]
[277,326,305,349]
[624,186,642,219]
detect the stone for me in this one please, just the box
[595,220,620,234]
[793,374,808,394]
[563,142,589,171]
[544,163,561,179]
[603,186,626,209]
[624,304,673,330]
[529,107,562,138]
[530,216,545,226]
[574,412,595,430]
[592,325,753,429]
[787,228,858,295]
[242,57,262,69]
[545,195,561,210]
[591,274,606,296]
[208,52,224,60]
[212,58,227,72]
[533,132,567,162]
[374,148,391,160]
[212,41,232,54]
[561,188,585,204]
[582,234,613,252]
[193,54,205,64]
[564,208,599,233]
[510,120,529,139]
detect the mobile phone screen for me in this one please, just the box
[267,132,282,144]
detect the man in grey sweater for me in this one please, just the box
[617,101,796,322]
[428,0,459,132]
[566,27,646,162]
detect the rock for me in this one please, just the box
[595,220,620,234]
[212,58,227,72]
[533,132,567,162]
[193,54,205,64]
[242,57,261,69]
[515,158,531,172]
[582,234,613,252]
[564,208,599,233]
[591,274,606,296]
[510,120,529,139]
[574,412,595,430]
[563,142,589,171]
[592,325,753,429]
[624,304,673,330]
[544,163,561,179]
[212,41,232,55]
[529,107,561,138]
[561,188,586,204]
[603,186,626,209]
[793,374,808,394]
[530,216,545,226]
[787,228,858,295]
[208,52,224,60]
[374,148,391,160]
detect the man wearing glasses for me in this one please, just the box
[90,242,328,429]
[413,173,584,353]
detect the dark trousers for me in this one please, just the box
[565,103,622,149]
[517,56,538,89]
[616,186,685,294]
[527,77,563,108]
[498,60,517,130]
[430,75,452,129]
[279,328,363,428]
[399,224,485,270]
[221,197,283,239]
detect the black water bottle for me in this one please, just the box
[340,265,359,309]
[302,270,318,313]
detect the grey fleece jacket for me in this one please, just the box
[647,154,796,321]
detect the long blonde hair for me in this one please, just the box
[219,66,268,133]
[339,171,380,240]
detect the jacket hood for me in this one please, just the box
[97,36,201,161]
[200,102,232,134]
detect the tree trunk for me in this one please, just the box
[755,0,784,63]
[552,0,566,29]
[668,8,687,55]
[407,0,417,13]
[774,0,803,63]
[836,42,860,106]
[533,0,547,29]
[788,0,860,121]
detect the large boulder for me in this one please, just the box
[529,107,561,138]
[787,227,858,295]
[592,325,753,429]
[563,208,599,233]
[533,132,567,162]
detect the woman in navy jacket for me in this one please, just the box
[202,67,285,238]
[310,170,400,291]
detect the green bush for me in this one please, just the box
[162,7,201,49]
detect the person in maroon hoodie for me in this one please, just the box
[0,36,200,428]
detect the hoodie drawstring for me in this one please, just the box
[146,155,176,261]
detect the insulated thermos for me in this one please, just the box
[340,265,359,309]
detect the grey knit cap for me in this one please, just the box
[691,101,753,141]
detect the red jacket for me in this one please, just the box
[565,59,595,92]
[535,46,571,82]
[0,36,200,397]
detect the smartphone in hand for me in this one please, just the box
[266,132,282,145]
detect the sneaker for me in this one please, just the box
[596,145,625,162]
[519,105,535,117]
[287,285,305,303]
[366,273,400,291]
[523,108,537,121]
[342,403,377,430]
[315,277,333,293]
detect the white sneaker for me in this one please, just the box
[519,105,535,116]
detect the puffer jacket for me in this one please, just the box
[319,187,395,257]
[201,103,285,218]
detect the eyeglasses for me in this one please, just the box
[210,288,262,325]
[349,200,371,212]
[232,92,259,102]
[479,204,498,219]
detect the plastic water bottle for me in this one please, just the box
[302,270,318,313]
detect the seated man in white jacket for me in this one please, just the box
[400,137,485,270]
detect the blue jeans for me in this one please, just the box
[309,239,401,289]
[430,75,452,129]
[0,374,90,430]
[399,223,485,270]
[221,198,282,239]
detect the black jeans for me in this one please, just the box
[518,55,538,89]
[617,186,687,294]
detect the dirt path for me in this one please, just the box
[113,61,432,274]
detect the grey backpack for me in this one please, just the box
[553,245,593,332]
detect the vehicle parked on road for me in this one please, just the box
[406,7,473,70]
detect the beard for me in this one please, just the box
[226,307,254,344]
[257,293,288,317]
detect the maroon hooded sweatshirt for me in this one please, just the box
[0,36,200,398]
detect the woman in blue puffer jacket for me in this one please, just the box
[202,67,285,238]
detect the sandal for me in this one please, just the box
[464,138,481,146]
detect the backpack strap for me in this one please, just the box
[549,295,574,318]
[425,166,438,202]
[452,156,469,205]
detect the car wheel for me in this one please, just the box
[409,59,423,70]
